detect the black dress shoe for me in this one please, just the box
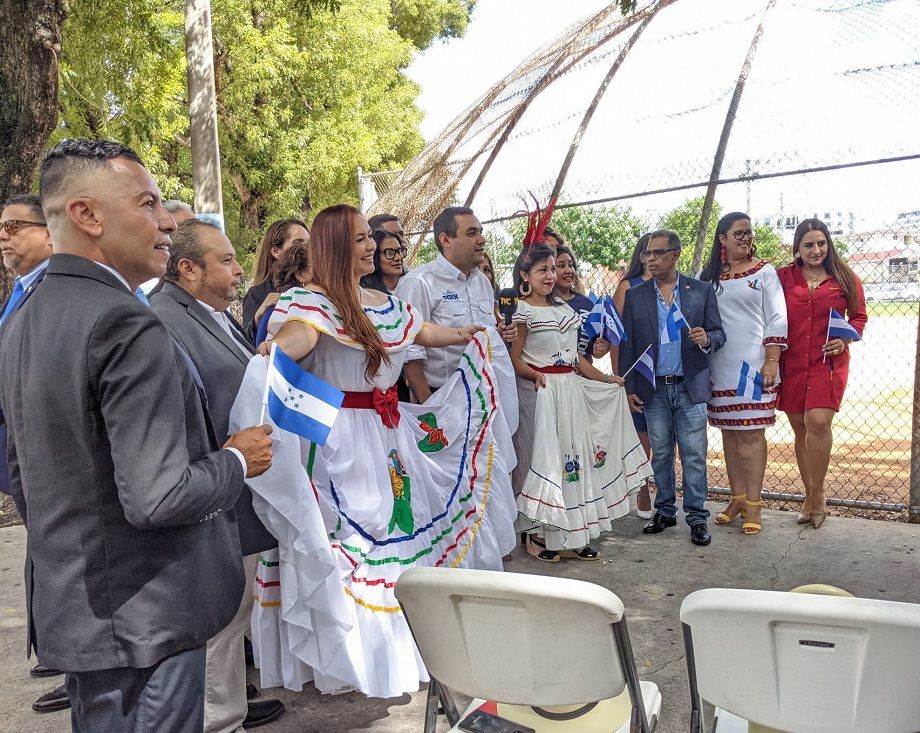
[690,523,712,546]
[643,513,678,534]
[246,682,259,700]
[243,699,285,729]
[32,682,71,713]
[30,664,65,679]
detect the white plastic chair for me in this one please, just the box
[394,567,661,733]
[680,587,920,733]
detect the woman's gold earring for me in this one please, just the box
[520,281,532,297]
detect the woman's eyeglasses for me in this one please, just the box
[381,247,408,261]
[729,229,755,241]
[1,220,46,235]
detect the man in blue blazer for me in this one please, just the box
[619,229,725,546]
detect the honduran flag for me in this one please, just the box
[624,344,656,390]
[827,308,862,342]
[264,342,344,446]
[582,296,605,339]
[737,360,764,401]
[603,297,627,346]
[660,302,689,345]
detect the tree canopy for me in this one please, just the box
[50,0,474,255]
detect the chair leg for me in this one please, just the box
[434,678,460,728]
[682,623,706,733]
[424,681,439,733]
[612,619,653,733]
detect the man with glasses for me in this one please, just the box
[619,229,725,546]
[0,195,70,714]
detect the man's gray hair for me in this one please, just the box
[646,229,682,251]
[163,199,194,216]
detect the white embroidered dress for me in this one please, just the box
[512,300,652,551]
[230,289,517,699]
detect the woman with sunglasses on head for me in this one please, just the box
[361,229,408,295]
[699,212,787,536]
[776,218,866,530]
[510,219,651,563]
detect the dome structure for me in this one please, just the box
[370,0,920,269]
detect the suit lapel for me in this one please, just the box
[163,282,253,365]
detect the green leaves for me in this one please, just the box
[53,0,470,256]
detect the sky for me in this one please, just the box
[407,1,608,140]
[403,0,920,235]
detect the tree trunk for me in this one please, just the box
[0,0,67,301]
[0,0,67,202]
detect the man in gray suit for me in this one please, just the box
[0,139,274,732]
[619,229,725,546]
[151,219,284,732]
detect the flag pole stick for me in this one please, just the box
[621,344,652,378]
[823,307,832,363]
[259,341,277,426]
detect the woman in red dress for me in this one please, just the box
[777,218,867,529]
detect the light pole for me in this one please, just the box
[184,0,224,229]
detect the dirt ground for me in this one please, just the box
[0,494,21,529]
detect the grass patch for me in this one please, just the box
[866,301,919,317]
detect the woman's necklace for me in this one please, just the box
[803,268,825,291]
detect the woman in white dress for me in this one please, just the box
[698,212,788,535]
[240,204,517,698]
[510,241,652,561]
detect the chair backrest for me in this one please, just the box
[394,567,629,707]
[680,588,920,733]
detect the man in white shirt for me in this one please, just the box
[396,206,514,401]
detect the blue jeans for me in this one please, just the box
[643,383,710,526]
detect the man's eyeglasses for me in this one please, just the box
[729,229,755,241]
[640,248,679,260]
[1,220,46,236]
[381,247,408,261]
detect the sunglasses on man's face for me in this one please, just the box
[640,248,679,260]
[1,220,46,236]
[381,247,408,261]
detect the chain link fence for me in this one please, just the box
[366,0,920,520]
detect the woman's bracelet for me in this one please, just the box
[603,374,610,384]
[530,371,538,383]
[766,357,779,362]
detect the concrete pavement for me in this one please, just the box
[2,509,919,733]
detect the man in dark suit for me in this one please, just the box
[151,219,284,732]
[0,194,71,712]
[0,139,274,732]
[619,229,726,546]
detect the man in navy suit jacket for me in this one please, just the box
[619,229,725,546]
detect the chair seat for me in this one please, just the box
[713,709,788,733]
[448,681,661,733]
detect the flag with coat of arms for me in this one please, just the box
[826,308,862,342]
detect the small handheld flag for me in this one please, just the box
[602,297,627,346]
[262,342,344,446]
[827,309,861,342]
[737,360,764,401]
[623,344,656,390]
[660,302,689,345]
[582,297,605,340]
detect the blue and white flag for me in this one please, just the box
[737,360,764,401]
[602,297,627,346]
[623,344,656,390]
[264,343,344,446]
[827,308,861,342]
[660,302,689,345]
[588,290,599,304]
[582,296,605,339]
